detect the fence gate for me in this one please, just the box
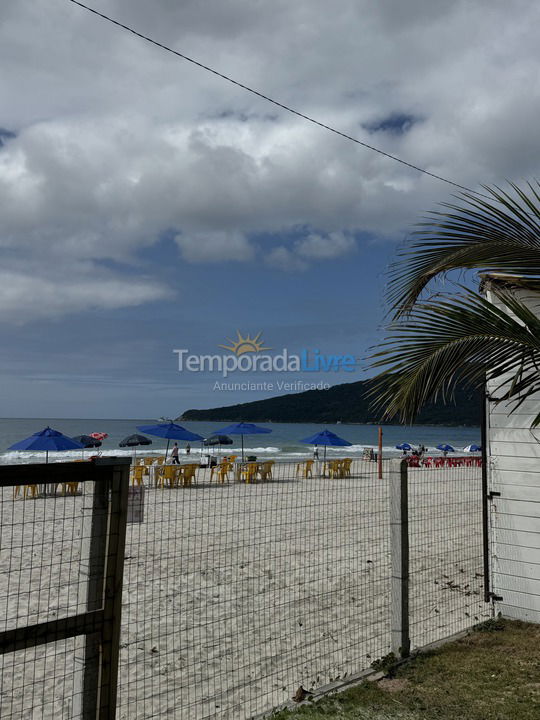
[0,458,130,719]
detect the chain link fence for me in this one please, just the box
[117,457,390,719]
[0,459,129,720]
[0,455,490,719]
[408,459,487,649]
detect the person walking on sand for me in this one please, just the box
[186,443,191,455]
[171,443,180,464]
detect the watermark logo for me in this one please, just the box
[173,331,360,378]
[218,330,272,356]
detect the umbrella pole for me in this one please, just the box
[242,435,244,462]
[165,438,170,461]
[42,450,49,497]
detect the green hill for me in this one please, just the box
[180,379,481,426]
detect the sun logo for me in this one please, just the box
[219,331,272,356]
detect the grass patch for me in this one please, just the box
[271,619,540,719]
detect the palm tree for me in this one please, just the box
[370,182,540,426]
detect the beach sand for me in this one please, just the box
[0,460,489,719]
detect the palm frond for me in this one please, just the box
[369,286,540,426]
[388,181,540,317]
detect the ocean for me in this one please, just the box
[0,418,481,464]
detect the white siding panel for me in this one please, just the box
[492,514,540,533]
[487,284,540,624]
[492,456,540,472]
[497,603,540,623]
[490,441,540,459]
[491,469,540,487]
[493,499,540,518]
[494,559,540,579]
[490,428,540,443]
[489,414,538,429]
[495,544,540,564]
[489,398,540,415]
[494,530,540,550]
[493,484,540,501]
[493,573,540,598]
[492,588,540,612]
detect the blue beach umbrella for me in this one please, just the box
[300,428,352,463]
[396,443,412,451]
[212,422,272,461]
[436,443,455,453]
[463,444,482,452]
[137,422,205,459]
[8,426,84,464]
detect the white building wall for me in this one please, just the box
[486,285,540,622]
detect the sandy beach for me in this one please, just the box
[0,459,489,719]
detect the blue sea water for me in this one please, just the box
[0,418,481,464]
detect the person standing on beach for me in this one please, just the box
[186,443,191,455]
[171,443,180,464]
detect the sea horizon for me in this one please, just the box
[0,417,481,464]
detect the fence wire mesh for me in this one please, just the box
[0,640,78,719]
[0,479,94,719]
[0,454,491,719]
[407,457,490,649]
[0,459,129,720]
[117,457,391,719]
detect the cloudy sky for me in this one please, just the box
[1,0,539,418]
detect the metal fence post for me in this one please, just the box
[390,458,410,658]
[73,458,130,720]
[98,459,130,719]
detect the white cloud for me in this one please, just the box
[175,230,254,263]
[0,267,171,323]
[265,247,308,272]
[295,232,356,260]
[0,0,539,320]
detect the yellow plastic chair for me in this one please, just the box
[60,482,79,495]
[131,465,146,487]
[159,465,178,488]
[259,461,274,481]
[240,462,259,484]
[210,460,232,484]
[14,484,39,499]
[296,460,314,478]
[325,459,343,478]
[180,464,198,486]
[227,455,238,463]
[341,458,353,477]
[26,484,39,499]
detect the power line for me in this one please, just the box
[68,0,485,198]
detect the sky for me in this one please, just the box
[1,0,539,418]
